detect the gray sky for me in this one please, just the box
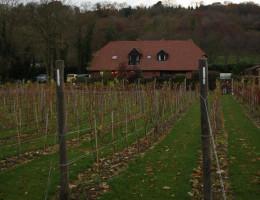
[71,0,260,8]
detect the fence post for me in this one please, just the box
[251,77,255,113]
[199,57,212,200]
[154,78,158,134]
[179,85,182,112]
[231,78,234,95]
[189,85,192,104]
[123,78,125,92]
[56,60,69,200]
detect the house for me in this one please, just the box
[89,39,206,79]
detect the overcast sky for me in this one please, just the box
[71,0,260,8]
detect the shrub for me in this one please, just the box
[173,74,186,84]
[191,71,219,90]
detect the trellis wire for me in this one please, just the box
[200,94,227,200]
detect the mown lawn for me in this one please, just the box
[222,95,260,200]
[100,102,201,200]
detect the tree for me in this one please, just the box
[32,0,71,82]
[105,22,117,42]
[0,0,18,81]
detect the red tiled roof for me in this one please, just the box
[90,39,206,71]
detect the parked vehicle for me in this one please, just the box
[76,74,91,83]
[78,74,91,78]
[67,74,78,83]
[34,74,47,83]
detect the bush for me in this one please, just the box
[173,74,186,84]
[209,63,254,75]
[191,71,219,90]
[208,71,220,90]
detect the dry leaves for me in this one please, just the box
[162,186,171,190]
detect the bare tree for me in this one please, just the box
[32,0,70,82]
[0,0,18,81]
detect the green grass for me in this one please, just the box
[100,102,201,200]
[0,126,146,199]
[0,87,194,200]
[221,95,260,200]
[0,101,179,200]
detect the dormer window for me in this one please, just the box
[128,48,142,66]
[157,50,168,61]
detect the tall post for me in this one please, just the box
[199,57,212,200]
[189,85,192,104]
[56,60,69,200]
[231,78,234,95]
[251,77,255,113]
[123,78,125,92]
[154,78,158,134]
[179,85,182,112]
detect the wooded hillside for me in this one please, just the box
[0,0,260,81]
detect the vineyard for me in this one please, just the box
[233,79,260,125]
[0,78,259,200]
[0,81,198,199]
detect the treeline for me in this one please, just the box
[0,0,260,82]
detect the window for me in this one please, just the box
[128,48,142,65]
[157,50,168,61]
[129,55,140,62]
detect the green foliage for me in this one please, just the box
[128,69,144,83]
[105,23,117,42]
[191,71,219,90]
[208,71,219,90]
[209,63,254,75]
[173,74,186,84]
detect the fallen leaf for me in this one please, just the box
[163,186,171,190]
[176,172,181,176]
[146,167,153,172]
[69,184,77,189]
[217,170,225,174]
[192,179,199,187]
[188,191,194,197]
[77,173,84,180]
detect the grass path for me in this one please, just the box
[222,95,260,200]
[100,102,201,200]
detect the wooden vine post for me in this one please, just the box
[154,78,158,134]
[56,60,69,200]
[199,57,212,200]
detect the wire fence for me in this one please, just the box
[0,82,199,199]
